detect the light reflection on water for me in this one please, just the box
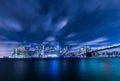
[0,58,120,81]
[47,60,59,74]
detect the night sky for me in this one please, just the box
[0,0,120,56]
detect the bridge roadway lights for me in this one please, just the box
[86,52,92,57]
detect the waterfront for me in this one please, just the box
[0,58,120,81]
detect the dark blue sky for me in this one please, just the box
[0,0,120,56]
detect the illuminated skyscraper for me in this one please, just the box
[41,44,45,57]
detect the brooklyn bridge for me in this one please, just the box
[66,44,120,58]
[85,44,120,57]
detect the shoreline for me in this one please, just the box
[2,57,120,59]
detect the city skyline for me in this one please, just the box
[0,0,120,56]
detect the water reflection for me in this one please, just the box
[0,58,120,81]
[78,58,120,81]
[36,59,46,74]
[13,60,28,81]
[35,59,60,81]
[47,60,59,75]
[36,59,59,74]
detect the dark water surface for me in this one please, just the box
[0,58,120,81]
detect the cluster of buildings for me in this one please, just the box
[92,51,120,57]
[11,43,120,58]
[12,44,69,58]
[12,44,44,58]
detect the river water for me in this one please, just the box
[0,58,120,81]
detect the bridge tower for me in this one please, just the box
[86,52,92,57]
[85,46,92,57]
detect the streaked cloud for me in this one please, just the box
[0,17,22,32]
[45,36,56,42]
[79,37,109,46]
[55,18,68,31]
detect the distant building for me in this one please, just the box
[40,44,45,57]
[13,46,39,58]
[12,44,60,58]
